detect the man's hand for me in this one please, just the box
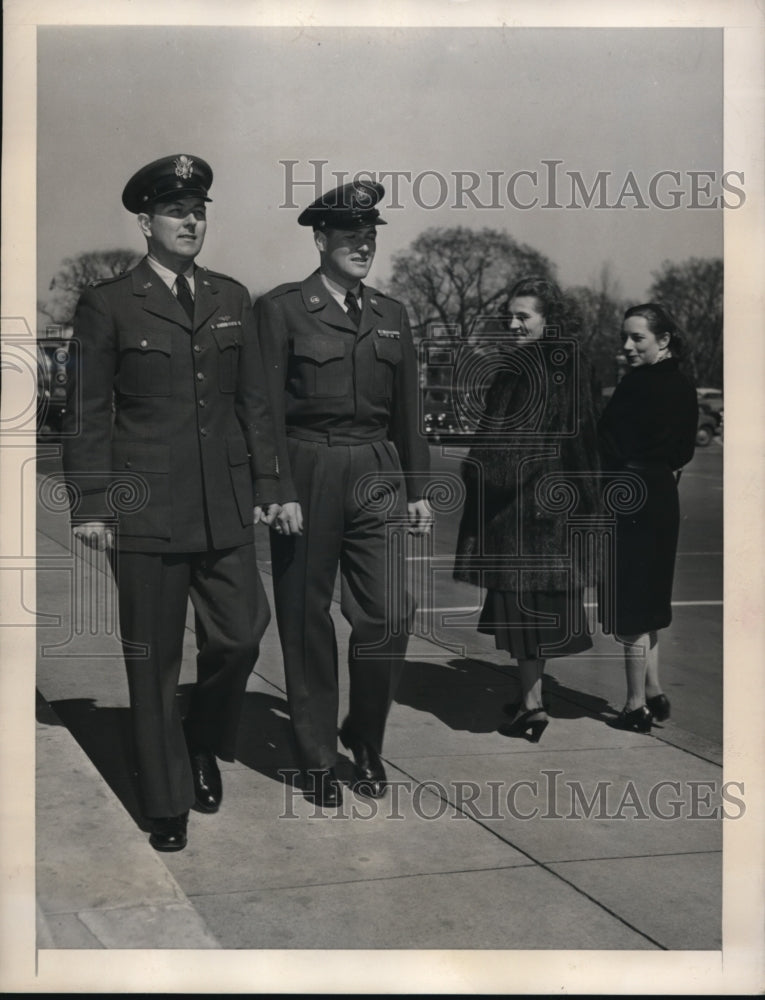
[72,521,114,551]
[407,499,433,535]
[272,501,303,536]
[254,503,281,526]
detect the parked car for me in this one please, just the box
[696,386,723,417]
[696,400,721,447]
[423,389,460,441]
[37,339,71,436]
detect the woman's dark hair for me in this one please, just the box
[623,302,685,360]
[503,275,582,336]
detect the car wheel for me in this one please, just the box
[696,426,712,447]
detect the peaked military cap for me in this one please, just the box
[297,180,387,229]
[122,154,213,213]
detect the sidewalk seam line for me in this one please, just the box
[182,863,539,899]
[545,848,722,866]
[390,759,670,951]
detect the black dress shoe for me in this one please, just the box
[647,693,671,722]
[339,721,387,798]
[149,812,188,852]
[303,768,343,807]
[614,705,653,733]
[188,748,222,813]
[502,699,550,717]
[498,708,549,743]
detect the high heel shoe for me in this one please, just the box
[498,708,549,743]
[502,699,550,717]
[646,693,671,722]
[614,705,652,733]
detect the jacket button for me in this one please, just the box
[196,372,204,381]
[194,345,201,353]
[200,428,207,437]
[199,399,206,407]
[140,339,148,348]
[124,460,132,468]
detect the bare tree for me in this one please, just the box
[40,249,142,326]
[385,226,555,338]
[648,257,723,386]
[568,263,628,387]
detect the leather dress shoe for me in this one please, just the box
[614,705,653,733]
[149,812,188,852]
[339,721,387,798]
[188,748,222,813]
[303,768,343,807]
[647,693,671,722]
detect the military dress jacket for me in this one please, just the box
[62,257,282,552]
[254,270,430,500]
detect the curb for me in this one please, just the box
[36,692,219,950]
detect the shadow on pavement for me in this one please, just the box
[393,656,612,733]
[36,693,147,827]
[36,687,347,826]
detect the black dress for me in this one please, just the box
[597,358,698,636]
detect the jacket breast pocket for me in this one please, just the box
[212,326,242,393]
[289,334,347,398]
[373,337,401,398]
[110,441,171,539]
[117,330,172,396]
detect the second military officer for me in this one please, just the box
[255,180,432,807]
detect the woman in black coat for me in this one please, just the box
[454,276,601,742]
[598,303,698,732]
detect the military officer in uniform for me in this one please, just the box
[63,154,286,851]
[255,180,432,807]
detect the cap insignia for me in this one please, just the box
[174,155,195,179]
[355,187,373,208]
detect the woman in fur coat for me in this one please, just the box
[454,276,602,742]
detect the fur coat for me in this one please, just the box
[453,340,601,592]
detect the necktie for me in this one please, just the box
[344,289,362,329]
[175,273,194,322]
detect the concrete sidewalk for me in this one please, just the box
[35,468,722,953]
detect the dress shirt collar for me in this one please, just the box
[320,270,361,312]
[146,254,196,296]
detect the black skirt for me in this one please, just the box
[599,465,680,636]
[478,588,593,660]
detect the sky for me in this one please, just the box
[37,25,723,322]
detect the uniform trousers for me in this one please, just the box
[270,436,414,771]
[111,544,269,817]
